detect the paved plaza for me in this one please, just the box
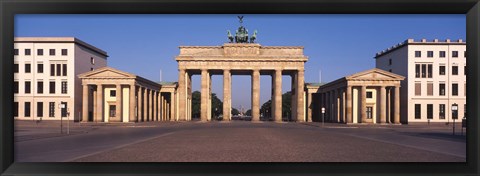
[14,120,466,162]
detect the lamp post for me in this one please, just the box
[452,103,458,135]
[321,107,325,126]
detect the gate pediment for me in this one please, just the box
[346,68,405,81]
[78,67,136,79]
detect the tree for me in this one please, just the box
[231,108,240,116]
[245,109,252,116]
[190,91,224,120]
[191,91,201,119]
[210,93,223,120]
[259,91,292,120]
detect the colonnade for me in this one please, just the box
[177,69,306,122]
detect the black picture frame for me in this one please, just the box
[1,0,478,175]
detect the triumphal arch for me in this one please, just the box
[175,19,308,122]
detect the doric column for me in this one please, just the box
[150,89,154,121]
[296,70,305,122]
[177,69,186,121]
[291,72,297,121]
[96,84,103,122]
[307,92,312,122]
[157,92,161,121]
[143,87,148,122]
[93,88,97,122]
[129,84,136,122]
[252,69,260,121]
[361,86,367,123]
[394,86,400,124]
[170,92,175,121]
[274,69,282,122]
[116,84,122,122]
[152,91,157,121]
[82,84,89,122]
[341,89,345,123]
[223,69,231,121]
[387,87,391,123]
[380,86,387,123]
[346,86,352,123]
[137,87,142,122]
[201,69,208,121]
[336,89,340,123]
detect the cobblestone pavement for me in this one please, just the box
[14,120,466,162]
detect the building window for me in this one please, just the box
[37,102,43,117]
[90,57,95,65]
[61,102,67,117]
[366,92,373,98]
[61,81,67,94]
[421,64,426,78]
[465,83,466,97]
[452,83,458,96]
[427,104,433,119]
[37,81,43,94]
[14,102,18,117]
[56,64,61,76]
[14,49,19,56]
[415,104,421,119]
[25,64,31,73]
[366,107,373,119]
[464,66,467,75]
[427,83,433,96]
[37,49,43,56]
[439,66,445,75]
[14,64,18,73]
[49,102,55,117]
[90,68,94,71]
[37,64,43,73]
[109,105,116,117]
[452,66,458,75]
[439,104,445,119]
[389,59,392,65]
[415,51,421,57]
[427,51,433,57]
[439,83,445,96]
[427,64,432,78]
[25,49,31,56]
[61,49,68,56]
[439,51,446,58]
[50,64,55,76]
[464,51,467,58]
[464,104,467,118]
[110,90,116,97]
[25,81,31,94]
[452,51,458,58]
[415,83,421,96]
[62,64,67,76]
[415,64,420,78]
[14,81,18,94]
[49,81,55,94]
[389,69,392,72]
[25,102,31,117]
[49,49,55,56]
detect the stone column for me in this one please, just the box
[129,84,136,122]
[143,87,148,122]
[271,73,276,119]
[137,87,142,122]
[93,88,97,122]
[170,92,175,121]
[387,87,391,123]
[346,86,352,123]
[201,69,208,121]
[380,86,386,123]
[96,84,103,122]
[82,84,89,122]
[361,86,367,123]
[152,91,156,121]
[341,89,345,123]
[157,92,161,121]
[307,92,312,122]
[394,86,400,124]
[151,89,155,121]
[223,69,231,121]
[296,70,305,122]
[116,84,122,122]
[177,69,186,121]
[252,69,260,121]
[274,69,282,122]
[208,75,212,121]
[291,73,297,121]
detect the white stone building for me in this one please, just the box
[375,39,466,123]
[14,37,108,121]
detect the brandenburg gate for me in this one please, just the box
[176,43,308,122]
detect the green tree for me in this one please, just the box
[231,108,240,115]
[245,109,252,116]
[191,91,201,119]
[211,93,223,120]
[259,91,292,120]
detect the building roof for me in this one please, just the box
[14,37,108,57]
[320,68,405,88]
[374,38,466,59]
[78,67,160,88]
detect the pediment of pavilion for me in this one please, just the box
[78,67,136,79]
[345,68,405,81]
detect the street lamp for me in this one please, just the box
[452,103,458,135]
[321,107,325,126]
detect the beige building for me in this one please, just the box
[312,69,404,124]
[78,67,177,122]
[14,37,108,121]
[375,39,466,123]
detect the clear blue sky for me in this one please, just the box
[15,14,465,110]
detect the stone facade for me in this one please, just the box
[175,43,308,122]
